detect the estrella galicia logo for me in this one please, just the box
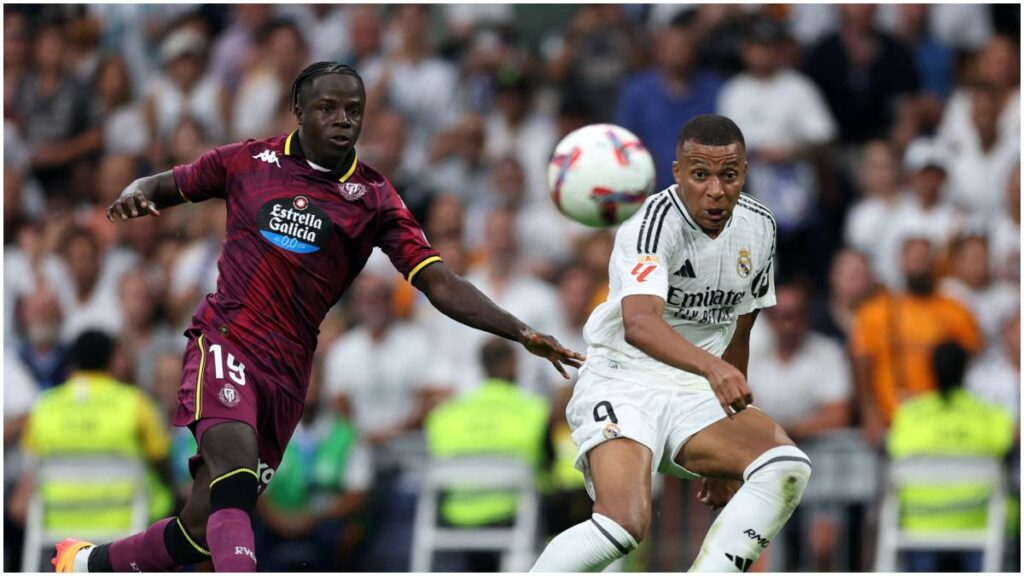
[257,197,331,253]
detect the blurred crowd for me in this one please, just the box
[3,4,1020,572]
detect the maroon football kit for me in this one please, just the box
[170,131,441,487]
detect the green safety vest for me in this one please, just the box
[888,389,1014,532]
[24,373,174,529]
[264,417,358,512]
[425,379,550,526]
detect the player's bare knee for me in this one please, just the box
[594,499,651,543]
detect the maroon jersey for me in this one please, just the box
[172,132,441,398]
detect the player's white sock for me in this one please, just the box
[73,546,94,572]
[690,445,811,572]
[531,513,637,572]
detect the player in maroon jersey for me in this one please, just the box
[52,63,584,573]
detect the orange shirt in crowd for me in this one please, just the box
[850,291,982,423]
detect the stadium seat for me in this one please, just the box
[874,455,1008,572]
[410,456,539,572]
[21,456,150,572]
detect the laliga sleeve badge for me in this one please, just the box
[217,384,240,408]
[737,248,752,278]
[603,423,622,439]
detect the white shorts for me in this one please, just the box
[566,366,729,500]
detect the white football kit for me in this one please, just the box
[568,186,777,497]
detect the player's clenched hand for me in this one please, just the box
[697,477,741,509]
[106,180,160,222]
[704,358,753,418]
[519,329,585,379]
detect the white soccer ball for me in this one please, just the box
[548,123,656,227]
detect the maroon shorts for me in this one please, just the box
[172,329,305,492]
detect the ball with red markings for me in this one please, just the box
[548,123,656,227]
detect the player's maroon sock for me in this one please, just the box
[106,517,178,571]
[207,509,257,570]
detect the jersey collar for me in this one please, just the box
[668,185,734,237]
[283,131,359,183]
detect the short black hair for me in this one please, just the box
[932,340,967,400]
[480,337,516,380]
[677,114,746,150]
[71,330,115,372]
[290,61,363,110]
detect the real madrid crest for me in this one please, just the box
[737,248,752,278]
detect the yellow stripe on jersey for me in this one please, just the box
[209,467,259,488]
[406,256,443,284]
[177,517,210,556]
[284,131,295,156]
[338,153,359,183]
[194,334,207,421]
[177,186,191,203]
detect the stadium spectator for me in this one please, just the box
[718,19,837,279]
[363,5,460,175]
[4,11,31,116]
[53,227,125,342]
[887,5,954,130]
[466,208,567,395]
[812,248,878,344]
[145,26,228,164]
[255,367,371,571]
[615,14,723,191]
[168,202,224,327]
[966,313,1021,425]
[14,21,103,205]
[277,5,350,63]
[942,83,1020,220]
[989,164,1020,283]
[843,140,905,286]
[3,349,37,572]
[940,234,1019,353]
[116,270,178,393]
[887,341,1014,572]
[425,337,551,571]
[483,66,557,205]
[850,237,983,445]
[9,331,175,561]
[208,4,272,93]
[427,112,491,207]
[802,5,919,148]
[343,5,384,70]
[231,18,309,140]
[15,286,69,391]
[93,56,149,157]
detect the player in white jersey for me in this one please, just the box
[532,115,811,572]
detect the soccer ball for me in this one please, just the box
[548,123,656,227]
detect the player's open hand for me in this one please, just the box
[519,329,585,379]
[697,477,741,509]
[106,181,160,222]
[704,358,753,418]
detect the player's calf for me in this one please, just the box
[690,445,812,572]
[201,422,260,571]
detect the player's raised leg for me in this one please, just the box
[679,408,811,572]
[531,438,650,572]
[55,463,213,572]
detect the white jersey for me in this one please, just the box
[583,186,777,389]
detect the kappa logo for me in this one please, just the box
[724,553,753,572]
[674,259,696,278]
[339,182,366,201]
[252,150,281,167]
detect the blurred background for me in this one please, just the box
[3,3,1020,572]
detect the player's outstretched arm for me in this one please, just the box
[106,170,185,221]
[412,261,585,378]
[622,294,752,417]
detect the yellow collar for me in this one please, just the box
[283,131,359,183]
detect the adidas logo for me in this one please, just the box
[252,150,281,167]
[725,553,753,572]
[674,259,696,278]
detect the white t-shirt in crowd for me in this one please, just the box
[940,277,1020,352]
[747,333,852,429]
[584,187,777,389]
[965,350,1020,423]
[873,193,964,288]
[323,322,432,437]
[484,112,558,206]
[843,195,903,283]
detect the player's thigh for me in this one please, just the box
[200,420,260,478]
[677,407,793,481]
[589,438,654,538]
